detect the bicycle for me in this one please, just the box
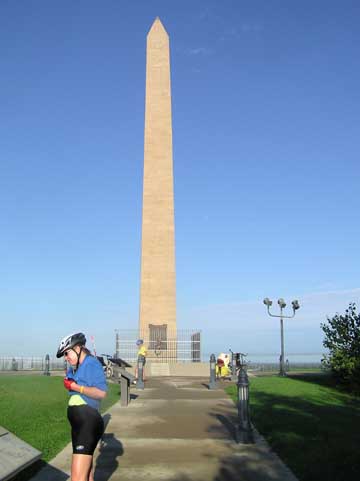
[97,354,114,379]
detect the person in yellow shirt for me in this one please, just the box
[134,339,147,382]
[216,352,231,379]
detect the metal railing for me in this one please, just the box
[247,362,322,372]
[114,329,201,363]
[0,357,65,371]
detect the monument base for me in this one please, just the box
[124,361,209,378]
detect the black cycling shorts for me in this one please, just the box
[67,405,104,455]
[138,355,146,366]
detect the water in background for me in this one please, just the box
[202,352,324,364]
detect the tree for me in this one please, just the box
[321,303,360,391]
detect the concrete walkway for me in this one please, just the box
[29,377,298,481]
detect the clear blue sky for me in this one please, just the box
[1,0,359,357]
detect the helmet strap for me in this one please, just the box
[76,346,84,372]
[71,346,83,374]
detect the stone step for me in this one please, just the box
[92,437,298,481]
[93,437,236,481]
[149,363,170,376]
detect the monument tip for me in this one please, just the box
[148,17,168,37]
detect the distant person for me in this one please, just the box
[217,353,230,366]
[11,357,18,371]
[57,332,108,481]
[134,339,147,383]
[216,353,231,379]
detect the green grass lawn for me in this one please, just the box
[0,375,120,462]
[226,373,360,481]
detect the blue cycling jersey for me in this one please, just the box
[67,355,108,410]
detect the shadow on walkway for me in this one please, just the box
[94,433,124,481]
[12,460,69,481]
[94,413,124,481]
[166,448,295,481]
[213,451,294,481]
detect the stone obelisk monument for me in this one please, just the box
[139,18,176,347]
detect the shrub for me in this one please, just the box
[321,303,360,392]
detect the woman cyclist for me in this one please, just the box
[57,332,107,481]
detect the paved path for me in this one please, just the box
[29,377,298,481]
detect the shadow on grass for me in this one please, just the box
[288,372,360,398]
[286,373,360,410]
[247,389,360,481]
[198,382,360,481]
[287,372,335,387]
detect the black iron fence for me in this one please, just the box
[247,362,322,372]
[0,357,65,371]
[114,329,201,363]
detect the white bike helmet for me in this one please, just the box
[56,332,86,358]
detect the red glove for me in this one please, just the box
[64,378,75,390]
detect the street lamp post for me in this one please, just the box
[115,329,120,359]
[209,354,218,390]
[263,297,300,376]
